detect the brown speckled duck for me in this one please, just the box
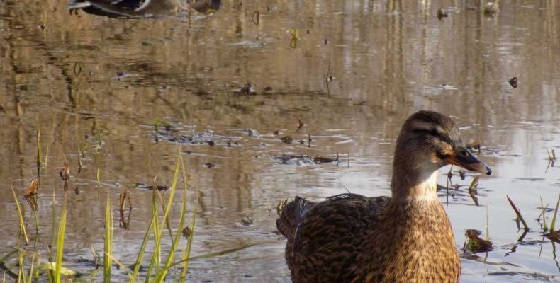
[277,110,491,283]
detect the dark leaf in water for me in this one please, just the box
[463,229,493,253]
[483,2,498,16]
[437,8,448,20]
[24,178,39,197]
[280,136,293,144]
[459,170,466,180]
[313,156,338,164]
[238,82,254,96]
[545,230,560,243]
[182,226,192,239]
[135,183,169,191]
[296,119,304,131]
[240,216,253,226]
[60,164,70,181]
[509,76,518,88]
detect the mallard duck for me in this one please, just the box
[67,0,220,18]
[277,110,491,283]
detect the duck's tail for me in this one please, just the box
[276,196,314,240]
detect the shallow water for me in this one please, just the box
[1,0,560,282]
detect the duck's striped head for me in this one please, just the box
[396,110,491,176]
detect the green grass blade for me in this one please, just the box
[26,253,35,283]
[178,154,194,282]
[161,157,181,233]
[155,184,187,282]
[104,195,113,283]
[12,187,28,244]
[144,189,160,282]
[48,188,57,282]
[36,129,41,187]
[129,216,154,282]
[55,195,67,283]
[146,157,181,282]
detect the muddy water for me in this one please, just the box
[1,0,560,282]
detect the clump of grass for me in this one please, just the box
[7,152,199,282]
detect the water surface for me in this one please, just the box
[1,0,560,282]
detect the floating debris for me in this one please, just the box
[545,230,560,243]
[483,2,498,16]
[437,8,448,20]
[205,162,215,168]
[240,216,253,226]
[237,82,255,96]
[459,170,466,180]
[246,129,259,137]
[280,136,293,144]
[60,163,70,182]
[114,72,138,81]
[296,119,304,132]
[509,76,518,88]
[251,10,260,25]
[273,155,315,166]
[153,122,237,147]
[182,226,192,239]
[24,178,39,197]
[135,183,169,191]
[463,229,493,253]
[273,154,339,166]
[288,28,299,48]
[313,154,339,164]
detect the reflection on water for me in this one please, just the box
[1,0,560,281]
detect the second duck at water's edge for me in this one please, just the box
[277,110,491,283]
[67,0,221,18]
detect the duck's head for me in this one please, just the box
[391,110,491,201]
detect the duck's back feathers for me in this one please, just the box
[276,193,390,283]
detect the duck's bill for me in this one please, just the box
[446,148,492,175]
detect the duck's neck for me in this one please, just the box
[390,160,439,203]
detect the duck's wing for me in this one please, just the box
[276,193,390,283]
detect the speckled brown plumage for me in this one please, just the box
[277,110,491,283]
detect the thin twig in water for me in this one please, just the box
[506,195,529,231]
[551,193,560,232]
[468,176,479,206]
